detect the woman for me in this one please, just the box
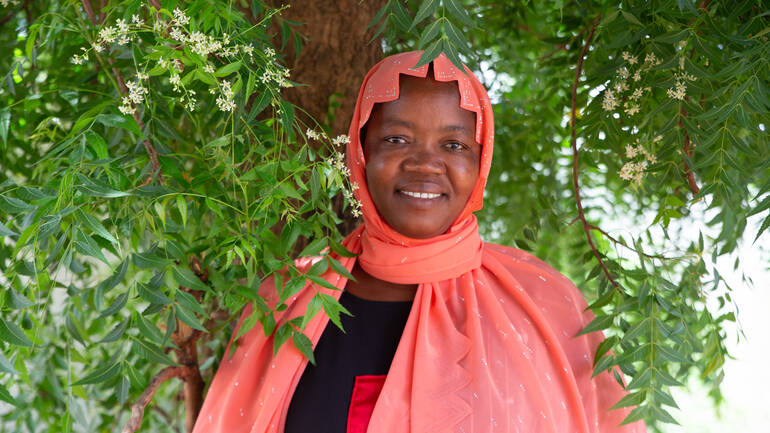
[193,51,646,433]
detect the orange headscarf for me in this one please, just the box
[193,52,646,433]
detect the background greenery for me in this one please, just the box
[0,0,767,432]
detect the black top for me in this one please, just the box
[284,290,413,433]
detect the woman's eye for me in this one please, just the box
[386,136,406,144]
[445,141,466,151]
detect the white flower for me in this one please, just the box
[622,51,638,65]
[242,44,254,57]
[137,72,149,81]
[265,47,275,58]
[679,56,685,70]
[92,42,104,53]
[71,55,84,65]
[618,66,629,79]
[126,79,148,104]
[119,103,136,115]
[630,88,643,100]
[203,64,215,74]
[667,80,687,100]
[131,14,144,26]
[625,144,638,158]
[173,8,190,26]
[306,129,320,140]
[170,27,185,42]
[653,135,663,143]
[614,80,628,93]
[633,70,642,82]
[624,103,639,116]
[332,134,350,147]
[158,57,170,69]
[153,19,164,33]
[116,18,129,33]
[169,74,181,91]
[117,35,130,46]
[602,89,618,112]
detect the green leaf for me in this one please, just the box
[320,293,351,331]
[175,303,207,332]
[328,256,354,280]
[175,290,205,315]
[417,18,444,48]
[0,350,20,375]
[0,383,17,406]
[577,314,614,336]
[0,221,16,237]
[272,322,293,355]
[133,338,178,365]
[72,362,122,386]
[0,195,32,214]
[410,0,438,30]
[235,310,259,341]
[74,229,109,265]
[117,376,130,405]
[176,196,187,227]
[0,318,34,347]
[137,283,171,305]
[215,61,242,77]
[98,292,129,319]
[135,313,165,345]
[6,289,34,309]
[0,108,10,145]
[96,114,141,136]
[172,266,209,292]
[75,210,118,245]
[610,391,647,410]
[413,39,443,69]
[100,319,129,343]
[594,335,619,365]
[76,174,131,198]
[66,313,87,344]
[292,331,316,365]
[444,0,475,28]
[133,252,171,269]
[300,293,323,330]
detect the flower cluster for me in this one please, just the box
[70,48,89,65]
[259,66,292,88]
[1,0,19,8]
[665,41,698,100]
[215,80,236,112]
[326,148,362,217]
[601,50,659,116]
[619,136,661,184]
[118,77,149,115]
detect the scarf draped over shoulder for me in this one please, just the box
[192,51,646,433]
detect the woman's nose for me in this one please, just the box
[402,145,445,174]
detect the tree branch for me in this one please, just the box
[570,14,622,291]
[121,366,194,433]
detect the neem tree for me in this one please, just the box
[0,0,768,432]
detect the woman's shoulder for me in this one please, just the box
[482,242,588,308]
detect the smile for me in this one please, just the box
[398,190,443,199]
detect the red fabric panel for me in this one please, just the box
[347,375,387,433]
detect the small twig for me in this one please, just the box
[122,366,193,433]
[586,224,672,260]
[570,14,622,291]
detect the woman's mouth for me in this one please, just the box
[398,190,443,199]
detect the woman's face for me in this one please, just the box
[363,75,480,239]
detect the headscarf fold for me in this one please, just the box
[193,52,646,433]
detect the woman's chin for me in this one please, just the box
[389,221,451,239]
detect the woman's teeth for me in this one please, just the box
[400,191,441,199]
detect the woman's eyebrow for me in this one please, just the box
[383,119,471,134]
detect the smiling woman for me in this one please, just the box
[193,51,647,433]
[363,68,480,239]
